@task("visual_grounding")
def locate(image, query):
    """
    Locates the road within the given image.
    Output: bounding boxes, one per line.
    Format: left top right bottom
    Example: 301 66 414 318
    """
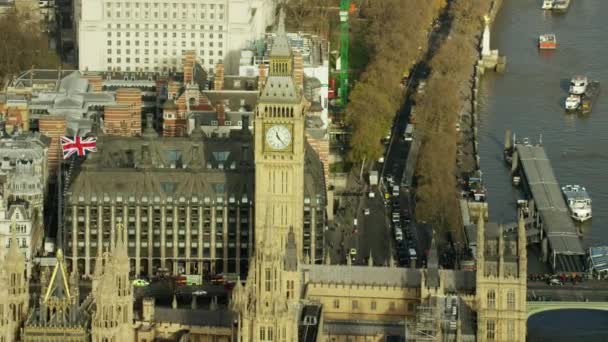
324 9 453 268
353 187 392 265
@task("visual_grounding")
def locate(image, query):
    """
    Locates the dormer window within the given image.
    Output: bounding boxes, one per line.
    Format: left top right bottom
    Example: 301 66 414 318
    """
225 120 232 126
211 120 218 126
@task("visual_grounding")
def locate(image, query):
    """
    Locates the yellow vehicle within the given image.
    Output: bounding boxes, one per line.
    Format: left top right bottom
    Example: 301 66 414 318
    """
132 279 150 287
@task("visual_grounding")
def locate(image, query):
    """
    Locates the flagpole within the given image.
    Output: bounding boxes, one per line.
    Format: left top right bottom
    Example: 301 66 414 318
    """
57 141 63 250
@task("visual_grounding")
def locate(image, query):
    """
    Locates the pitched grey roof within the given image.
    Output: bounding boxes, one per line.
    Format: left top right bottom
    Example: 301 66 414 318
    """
203 90 258 111
68 135 325 203
259 76 300 103
303 264 422 287
221 76 258 91
59 71 89 95
270 34 292 57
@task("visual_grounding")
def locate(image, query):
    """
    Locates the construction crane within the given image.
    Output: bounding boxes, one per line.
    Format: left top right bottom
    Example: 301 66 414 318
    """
337 0 351 107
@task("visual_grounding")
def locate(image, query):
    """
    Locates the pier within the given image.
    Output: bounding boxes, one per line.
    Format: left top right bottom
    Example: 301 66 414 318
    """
508 142 586 273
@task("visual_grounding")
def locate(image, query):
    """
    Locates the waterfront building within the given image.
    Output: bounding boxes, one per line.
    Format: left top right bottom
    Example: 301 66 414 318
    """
230 9 528 342
64 121 326 278
475 215 528 341
76 0 276 74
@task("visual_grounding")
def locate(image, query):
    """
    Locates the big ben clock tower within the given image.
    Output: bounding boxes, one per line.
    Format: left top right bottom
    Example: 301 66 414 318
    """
232 7 308 341
252 31 306 255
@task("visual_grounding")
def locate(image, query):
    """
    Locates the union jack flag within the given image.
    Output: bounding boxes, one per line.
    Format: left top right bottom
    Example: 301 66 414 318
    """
60 136 97 159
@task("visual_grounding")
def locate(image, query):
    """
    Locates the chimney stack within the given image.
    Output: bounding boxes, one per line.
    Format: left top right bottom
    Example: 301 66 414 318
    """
214 63 225 90
217 102 226 126
258 63 267 90
182 51 196 84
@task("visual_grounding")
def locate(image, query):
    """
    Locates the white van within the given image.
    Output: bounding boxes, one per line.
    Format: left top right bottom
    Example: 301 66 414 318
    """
392 185 400 197
404 124 415 141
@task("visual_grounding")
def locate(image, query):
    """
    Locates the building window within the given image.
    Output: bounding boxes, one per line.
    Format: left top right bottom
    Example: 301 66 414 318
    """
507 290 516 310
371 301 376 311
487 320 496 340
507 320 515 340
408 302 415 312
389 302 395 311
333 299 339 309
260 327 266 340
487 290 496 309
352 300 358 310
264 268 271 292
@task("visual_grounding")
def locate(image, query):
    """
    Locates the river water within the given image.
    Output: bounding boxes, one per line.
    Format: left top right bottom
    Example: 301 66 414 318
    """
475 0 608 339
478 0 608 246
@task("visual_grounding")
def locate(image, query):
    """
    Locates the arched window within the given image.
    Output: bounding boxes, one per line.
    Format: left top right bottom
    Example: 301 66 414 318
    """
507 290 516 310
487 289 496 309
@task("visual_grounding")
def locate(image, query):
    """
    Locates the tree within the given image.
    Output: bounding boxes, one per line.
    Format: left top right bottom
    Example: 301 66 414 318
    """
413 0 491 238
0 11 59 88
345 0 447 164
284 0 335 34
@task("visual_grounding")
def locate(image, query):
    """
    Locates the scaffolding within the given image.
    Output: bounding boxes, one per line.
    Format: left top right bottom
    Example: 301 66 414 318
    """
412 299 438 342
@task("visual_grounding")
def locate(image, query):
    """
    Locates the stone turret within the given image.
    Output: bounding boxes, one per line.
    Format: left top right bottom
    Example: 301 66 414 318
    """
92 219 135 341
0 226 29 342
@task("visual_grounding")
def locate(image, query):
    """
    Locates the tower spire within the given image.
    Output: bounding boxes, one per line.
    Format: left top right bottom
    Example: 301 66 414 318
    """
277 6 286 35
517 209 527 278
476 212 485 279
6 220 25 265
498 224 505 277
114 218 128 260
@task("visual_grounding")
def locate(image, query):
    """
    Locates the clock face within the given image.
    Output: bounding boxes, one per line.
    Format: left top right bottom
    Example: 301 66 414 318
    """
265 124 292 150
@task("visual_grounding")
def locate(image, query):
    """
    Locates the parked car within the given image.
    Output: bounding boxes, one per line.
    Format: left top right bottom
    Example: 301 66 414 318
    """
192 290 208 296
364 208 370 215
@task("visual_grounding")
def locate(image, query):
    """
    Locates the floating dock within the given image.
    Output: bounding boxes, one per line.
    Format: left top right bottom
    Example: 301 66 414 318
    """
510 143 585 273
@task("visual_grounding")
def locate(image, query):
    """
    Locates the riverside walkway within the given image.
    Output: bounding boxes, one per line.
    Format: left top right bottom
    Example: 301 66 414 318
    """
513 143 585 273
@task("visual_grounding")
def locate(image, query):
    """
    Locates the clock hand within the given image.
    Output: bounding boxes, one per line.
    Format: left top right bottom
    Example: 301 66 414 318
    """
275 132 284 144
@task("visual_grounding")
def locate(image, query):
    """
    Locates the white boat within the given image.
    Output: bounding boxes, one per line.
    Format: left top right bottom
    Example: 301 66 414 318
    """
562 185 592 222
564 95 581 111
553 0 570 11
542 0 553 10
569 75 588 95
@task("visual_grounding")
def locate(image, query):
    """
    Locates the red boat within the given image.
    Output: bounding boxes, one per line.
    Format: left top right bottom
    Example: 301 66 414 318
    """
539 34 557 50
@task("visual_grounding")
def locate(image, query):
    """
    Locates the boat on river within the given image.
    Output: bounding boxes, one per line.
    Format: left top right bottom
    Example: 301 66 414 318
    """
581 81 601 114
539 34 557 50
562 185 592 222
542 0 553 10
564 95 581 111
553 0 571 11
569 75 588 95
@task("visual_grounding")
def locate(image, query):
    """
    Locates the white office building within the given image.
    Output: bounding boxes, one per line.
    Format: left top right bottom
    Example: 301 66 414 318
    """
77 0 276 74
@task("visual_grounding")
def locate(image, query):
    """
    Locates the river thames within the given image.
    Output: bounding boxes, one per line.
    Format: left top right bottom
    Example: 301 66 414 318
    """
475 0 608 339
